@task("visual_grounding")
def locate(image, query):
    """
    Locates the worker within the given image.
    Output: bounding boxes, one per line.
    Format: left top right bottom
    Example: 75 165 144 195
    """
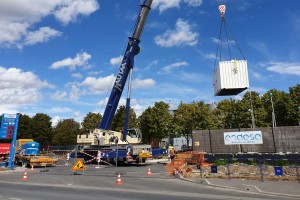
170 148 175 160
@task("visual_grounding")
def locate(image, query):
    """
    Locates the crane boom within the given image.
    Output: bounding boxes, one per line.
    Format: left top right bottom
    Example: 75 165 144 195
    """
99 0 153 142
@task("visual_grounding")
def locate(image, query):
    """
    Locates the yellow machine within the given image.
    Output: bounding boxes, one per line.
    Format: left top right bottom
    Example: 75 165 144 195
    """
15 139 58 167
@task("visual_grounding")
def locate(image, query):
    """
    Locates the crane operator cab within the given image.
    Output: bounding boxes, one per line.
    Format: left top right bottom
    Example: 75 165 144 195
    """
127 128 142 141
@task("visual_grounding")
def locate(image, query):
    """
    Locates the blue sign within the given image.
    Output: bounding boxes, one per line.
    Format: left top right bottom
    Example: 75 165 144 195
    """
211 166 218 173
0 114 19 139
274 166 283 176
0 114 19 169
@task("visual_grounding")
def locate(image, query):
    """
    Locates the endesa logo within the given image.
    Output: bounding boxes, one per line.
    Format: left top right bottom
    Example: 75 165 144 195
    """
223 131 263 145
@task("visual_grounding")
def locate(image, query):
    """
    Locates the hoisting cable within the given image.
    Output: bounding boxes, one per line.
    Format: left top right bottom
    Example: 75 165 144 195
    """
213 5 226 72
224 18 232 60
225 21 246 60
214 4 247 73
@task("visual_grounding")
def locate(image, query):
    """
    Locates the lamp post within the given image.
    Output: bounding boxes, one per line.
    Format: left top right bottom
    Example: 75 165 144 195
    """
248 108 255 129
249 90 255 129
270 93 276 128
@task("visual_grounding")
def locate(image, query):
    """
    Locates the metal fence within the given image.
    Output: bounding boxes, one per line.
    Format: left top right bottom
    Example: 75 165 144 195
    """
193 126 300 153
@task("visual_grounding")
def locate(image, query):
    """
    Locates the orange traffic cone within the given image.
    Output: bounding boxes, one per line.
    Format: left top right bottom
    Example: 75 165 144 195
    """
21 171 28 181
116 174 123 185
147 167 152 176
30 165 35 172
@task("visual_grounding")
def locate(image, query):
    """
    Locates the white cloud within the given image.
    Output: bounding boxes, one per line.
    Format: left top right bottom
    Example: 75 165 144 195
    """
202 52 216 60
152 0 180 13
53 0 99 25
132 78 156 89
0 66 53 110
24 27 62 46
154 19 198 47
50 52 92 70
51 107 73 113
81 74 114 92
97 97 109 107
0 67 53 89
152 0 202 13
183 0 203 7
73 111 81 119
72 73 83 79
52 91 68 101
51 116 61 127
0 22 29 47
249 69 264 81
145 60 159 70
160 61 189 73
110 55 123 67
51 83 83 101
70 84 80 100
212 37 235 45
0 0 99 48
265 62 300 76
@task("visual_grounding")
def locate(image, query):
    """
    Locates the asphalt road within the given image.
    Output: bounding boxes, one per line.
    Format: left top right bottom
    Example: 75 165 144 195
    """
0 163 296 200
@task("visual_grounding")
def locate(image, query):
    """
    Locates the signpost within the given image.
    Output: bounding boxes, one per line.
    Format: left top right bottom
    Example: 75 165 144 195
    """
0 114 19 169
223 131 263 145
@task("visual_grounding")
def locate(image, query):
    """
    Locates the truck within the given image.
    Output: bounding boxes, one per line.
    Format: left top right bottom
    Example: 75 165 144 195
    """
77 0 154 165
14 139 58 167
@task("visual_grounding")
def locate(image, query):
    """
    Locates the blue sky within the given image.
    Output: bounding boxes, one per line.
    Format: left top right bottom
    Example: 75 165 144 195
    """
0 0 299 125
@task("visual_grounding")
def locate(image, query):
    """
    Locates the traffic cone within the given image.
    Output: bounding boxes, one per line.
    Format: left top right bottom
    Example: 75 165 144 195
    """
116 174 123 185
147 167 152 176
21 171 28 181
30 165 35 172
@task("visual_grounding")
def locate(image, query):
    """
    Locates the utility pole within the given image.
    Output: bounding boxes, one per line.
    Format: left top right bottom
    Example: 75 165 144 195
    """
270 93 276 128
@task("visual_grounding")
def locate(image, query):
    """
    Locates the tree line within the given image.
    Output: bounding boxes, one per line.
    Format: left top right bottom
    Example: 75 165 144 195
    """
1 84 299 147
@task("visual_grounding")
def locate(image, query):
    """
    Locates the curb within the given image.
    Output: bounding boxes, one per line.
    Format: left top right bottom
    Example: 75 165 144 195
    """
178 176 300 199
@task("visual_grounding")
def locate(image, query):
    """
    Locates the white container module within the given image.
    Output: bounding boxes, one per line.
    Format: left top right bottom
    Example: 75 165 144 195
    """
213 60 249 96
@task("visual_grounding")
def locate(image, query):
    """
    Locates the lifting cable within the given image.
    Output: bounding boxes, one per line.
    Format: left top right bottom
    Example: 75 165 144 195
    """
214 5 246 72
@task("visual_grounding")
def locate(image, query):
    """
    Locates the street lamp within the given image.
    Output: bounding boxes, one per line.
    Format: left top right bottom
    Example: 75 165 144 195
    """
248 108 255 129
270 93 276 128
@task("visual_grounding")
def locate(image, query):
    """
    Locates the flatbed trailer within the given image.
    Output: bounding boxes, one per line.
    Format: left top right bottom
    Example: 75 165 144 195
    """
15 154 58 167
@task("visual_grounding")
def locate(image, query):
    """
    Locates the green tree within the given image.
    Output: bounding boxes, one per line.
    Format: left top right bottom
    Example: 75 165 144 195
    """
238 91 268 128
262 89 295 126
212 99 236 129
81 112 102 133
139 101 172 144
193 101 216 130
288 84 300 125
111 105 137 131
17 114 33 139
31 113 53 147
173 102 196 145
52 119 80 146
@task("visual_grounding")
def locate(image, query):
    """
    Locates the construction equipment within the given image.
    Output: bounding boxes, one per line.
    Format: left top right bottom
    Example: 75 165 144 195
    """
77 0 153 165
14 139 58 167
213 5 249 96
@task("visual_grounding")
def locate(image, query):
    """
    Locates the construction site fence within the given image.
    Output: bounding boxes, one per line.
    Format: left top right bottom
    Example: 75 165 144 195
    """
194 158 300 183
193 126 300 153
165 151 300 182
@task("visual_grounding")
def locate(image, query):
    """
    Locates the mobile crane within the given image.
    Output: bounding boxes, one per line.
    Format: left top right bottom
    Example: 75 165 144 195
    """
77 0 154 165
